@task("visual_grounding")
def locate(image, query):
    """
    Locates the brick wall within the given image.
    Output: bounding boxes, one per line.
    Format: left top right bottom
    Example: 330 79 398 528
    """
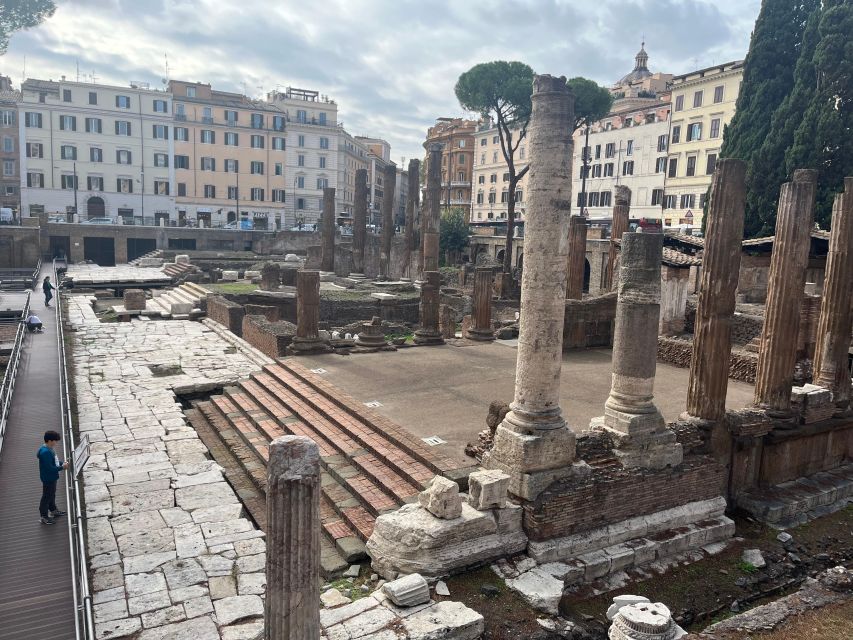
563 293 616 349
241 315 296 358
207 295 245 337
657 336 757 384
244 304 279 321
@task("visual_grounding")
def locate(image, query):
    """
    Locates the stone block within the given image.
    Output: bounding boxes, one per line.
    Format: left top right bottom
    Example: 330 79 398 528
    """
467 469 510 510
505 568 563 615
418 476 462 520
170 302 193 315
124 289 146 311
244 270 261 279
138 258 164 267
401 601 485 639
382 573 430 607
221 270 238 282
175 255 190 264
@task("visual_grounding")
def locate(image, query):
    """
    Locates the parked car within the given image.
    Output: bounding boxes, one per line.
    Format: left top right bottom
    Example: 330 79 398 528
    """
1 207 15 224
47 215 67 223
81 217 115 225
224 219 254 230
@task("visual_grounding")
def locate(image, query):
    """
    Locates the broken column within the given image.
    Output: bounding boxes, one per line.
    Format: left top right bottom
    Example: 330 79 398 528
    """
465 267 495 341
260 262 281 291
813 177 853 414
288 270 331 354
422 142 442 275
483 75 578 500
605 186 631 291
439 304 456 339
357 316 387 348
598 232 683 469
379 163 397 281
414 271 444 345
123 289 146 311
609 602 679 640
754 169 817 418
351 169 368 279
565 215 587 300
265 435 321 640
403 158 420 281
685 159 747 422
320 187 336 276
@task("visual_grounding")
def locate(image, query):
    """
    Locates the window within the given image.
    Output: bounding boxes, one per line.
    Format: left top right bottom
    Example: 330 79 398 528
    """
224 159 238 173
296 110 307 123
680 193 696 209
626 139 633 156
320 137 329 149
224 110 238 123
297 154 305 167
116 149 132 165
487 191 496 204
87 176 103 191
117 178 133 193
272 115 284 131
693 91 703 108
516 189 523 202
316 177 328 189
26 142 43 158
579 164 590 179
153 124 169 139
154 180 169 195
153 99 168 113
480 138 487 147
90 147 103 162
88 91 97 105
272 189 286 202
319 156 326 169
85 117 102 133
227 186 238 199
652 157 665 173
116 95 131 109
38 92 46 103
605 143 615 158
2 159 14 176
298 134 305 147
500 190 508 203
622 160 634 176
480 153 485 164
651 188 664 206
458 153 465 164
492 151 498 163
663 194 677 209
502 172 510 182
251 161 264 175
687 123 702 142
713 85 724 103
177 183 187 196
599 191 611 207
174 155 189 169
710 118 721 138
174 127 189 141
593 144 601 160
588 192 600 207
186 86 196 98
5 185 16 196
671 125 681 144
201 157 215 171
297 176 305 189
272 136 285 150
200 130 215 144
25 112 42 128
2 136 12 152
202 106 213 121
0 109 14 126
115 120 131 136
26 172 44 188
490 174 497 183
251 134 264 149
60 115 76 131
477 175 484 185
60 145 77 160
686 156 696 177
675 95 684 111
225 132 238 146
700 193 708 209
604 163 614 177
592 164 602 178
519 146 525 159
203 184 215 198
62 89 71 102
275 162 283 176
60 174 77 189
297 197 306 210
251 113 264 129
251 187 264 201
154 153 169 168
668 158 678 178
476 192 484 204
706 153 718 175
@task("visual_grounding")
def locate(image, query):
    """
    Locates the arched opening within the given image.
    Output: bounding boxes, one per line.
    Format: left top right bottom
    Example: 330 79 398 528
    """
227 211 237 224
496 249 505 264
87 196 105 219
583 258 591 293
516 253 523 270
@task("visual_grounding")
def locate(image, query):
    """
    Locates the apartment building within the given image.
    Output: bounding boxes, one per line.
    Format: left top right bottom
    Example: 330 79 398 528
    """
19 78 175 222
394 164 409 227
663 60 743 228
470 123 528 225
424 118 476 219
337 130 370 217
356 136 392 226
571 102 671 220
0 76 21 215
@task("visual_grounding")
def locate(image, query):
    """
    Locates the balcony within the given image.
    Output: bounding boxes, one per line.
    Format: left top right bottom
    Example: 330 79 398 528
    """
201 116 214 125
175 113 187 121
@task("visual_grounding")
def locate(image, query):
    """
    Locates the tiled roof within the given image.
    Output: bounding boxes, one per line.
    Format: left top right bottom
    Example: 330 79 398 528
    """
668 233 705 248
662 247 702 267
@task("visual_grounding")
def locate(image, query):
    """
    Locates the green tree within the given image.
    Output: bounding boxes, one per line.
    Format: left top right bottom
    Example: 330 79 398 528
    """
439 207 469 265
567 77 614 132
456 60 534 275
0 0 56 54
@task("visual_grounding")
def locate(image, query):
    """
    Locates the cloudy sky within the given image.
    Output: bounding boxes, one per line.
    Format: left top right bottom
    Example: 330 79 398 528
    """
2 0 760 161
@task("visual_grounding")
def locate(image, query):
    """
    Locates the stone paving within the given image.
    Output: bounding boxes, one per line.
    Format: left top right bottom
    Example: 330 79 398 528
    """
67 295 269 639
65 264 171 286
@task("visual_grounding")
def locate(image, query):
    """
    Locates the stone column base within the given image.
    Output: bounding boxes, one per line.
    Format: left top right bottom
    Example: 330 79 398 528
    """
592 415 684 470
347 273 368 280
287 336 333 355
357 335 388 348
464 327 495 342
413 330 444 346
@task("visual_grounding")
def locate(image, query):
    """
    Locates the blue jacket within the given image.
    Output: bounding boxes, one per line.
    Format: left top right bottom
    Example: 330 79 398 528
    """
37 445 63 483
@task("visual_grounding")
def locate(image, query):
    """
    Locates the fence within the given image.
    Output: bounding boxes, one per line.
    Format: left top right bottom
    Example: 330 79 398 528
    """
0 292 29 453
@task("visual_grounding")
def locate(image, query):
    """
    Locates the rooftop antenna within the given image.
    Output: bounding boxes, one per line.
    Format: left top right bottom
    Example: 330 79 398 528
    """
163 53 170 87
91 70 99 84
76 59 80 82
22 55 26 84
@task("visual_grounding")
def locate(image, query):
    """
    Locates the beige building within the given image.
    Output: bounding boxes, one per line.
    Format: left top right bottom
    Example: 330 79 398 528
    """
356 136 392 226
0 76 20 215
424 118 476 219
337 130 370 217
663 60 744 228
470 123 528 226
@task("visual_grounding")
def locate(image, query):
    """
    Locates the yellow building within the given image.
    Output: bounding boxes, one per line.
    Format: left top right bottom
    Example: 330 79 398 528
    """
663 60 743 229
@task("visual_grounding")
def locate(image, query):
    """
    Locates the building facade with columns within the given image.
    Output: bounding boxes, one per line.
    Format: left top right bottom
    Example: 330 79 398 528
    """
424 118 476 219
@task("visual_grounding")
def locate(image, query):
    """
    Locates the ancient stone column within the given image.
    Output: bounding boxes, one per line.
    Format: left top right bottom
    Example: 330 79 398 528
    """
754 169 818 417
265 435 320 640
599 232 682 470
403 158 420 281
413 271 444 345
605 186 631 291
565 215 587 300
351 169 368 279
422 143 442 275
289 270 330 354
466 267 495 341
378 163 397 281
685 159 747 422
260 262 281 291
813 177 853 414
483 75 578 500
320 187 336 275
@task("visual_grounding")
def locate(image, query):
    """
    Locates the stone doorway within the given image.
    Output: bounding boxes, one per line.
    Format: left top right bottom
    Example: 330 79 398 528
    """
87 196 105 219
583 258 591 293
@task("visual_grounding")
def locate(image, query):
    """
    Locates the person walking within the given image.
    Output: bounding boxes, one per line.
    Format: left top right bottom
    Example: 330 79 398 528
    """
37 430 68 525
42 276 55 307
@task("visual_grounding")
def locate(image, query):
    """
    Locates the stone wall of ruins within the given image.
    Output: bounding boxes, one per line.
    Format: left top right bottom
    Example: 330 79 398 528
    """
207 295 245 337
305 235 409 279
242 314 296 358
562 293 616 349
657 336 758 384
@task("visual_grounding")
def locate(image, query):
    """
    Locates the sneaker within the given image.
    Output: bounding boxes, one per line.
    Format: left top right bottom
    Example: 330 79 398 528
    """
51 510 67 517
40 516 55 525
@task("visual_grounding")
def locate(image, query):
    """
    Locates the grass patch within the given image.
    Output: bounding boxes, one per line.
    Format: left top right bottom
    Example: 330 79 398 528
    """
204 283 258 295
738 561 758 574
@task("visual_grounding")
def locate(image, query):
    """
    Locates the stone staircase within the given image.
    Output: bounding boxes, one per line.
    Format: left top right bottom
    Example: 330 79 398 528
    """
128 249 163 266
147 282 210 318
162 261 199 282
185 359 471 577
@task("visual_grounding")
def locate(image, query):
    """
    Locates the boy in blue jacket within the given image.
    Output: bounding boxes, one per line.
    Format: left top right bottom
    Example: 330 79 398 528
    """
37 431 68 525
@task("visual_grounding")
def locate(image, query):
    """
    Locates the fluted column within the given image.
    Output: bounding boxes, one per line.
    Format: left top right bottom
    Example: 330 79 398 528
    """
320 187 335 274
422 143 442 274
466 267 495 341
813 177 853 414
289 270 330 354
351 169 368 278
265 436 320 640
379 163 397 280
413 271 444 345
484 75 577 500
402 159 420 281
686 159 747 422
565 215 587 300
605 186 631 291
754 169 817 417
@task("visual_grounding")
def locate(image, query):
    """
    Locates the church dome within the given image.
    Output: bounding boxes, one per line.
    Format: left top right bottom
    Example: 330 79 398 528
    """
618 43 652 85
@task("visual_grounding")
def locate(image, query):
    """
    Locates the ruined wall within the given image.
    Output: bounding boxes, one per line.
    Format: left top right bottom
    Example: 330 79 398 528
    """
241 315 296 358
318 295 419 326
304 235 409 279
657 336 757 384
0 226 41 268
731 312 764 345
758 420 853 487
660 266 690 335
207 295 245 337
562 293 616 350
244 304 280 321
737 254 771 303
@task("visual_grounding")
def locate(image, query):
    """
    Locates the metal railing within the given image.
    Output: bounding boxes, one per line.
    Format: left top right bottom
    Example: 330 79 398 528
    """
0 292 29 454
53 259 95 640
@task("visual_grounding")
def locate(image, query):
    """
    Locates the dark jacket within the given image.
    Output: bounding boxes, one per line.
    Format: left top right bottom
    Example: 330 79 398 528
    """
37 444 63 483
43 280 54 294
